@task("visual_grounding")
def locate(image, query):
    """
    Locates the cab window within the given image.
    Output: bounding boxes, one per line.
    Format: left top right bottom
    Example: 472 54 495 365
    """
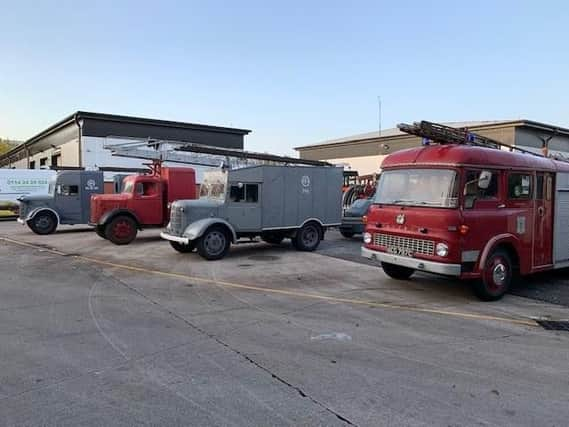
136 182 158 196
229 183 259 203
508 173 532 199
464 170 498 208
58 185 79 196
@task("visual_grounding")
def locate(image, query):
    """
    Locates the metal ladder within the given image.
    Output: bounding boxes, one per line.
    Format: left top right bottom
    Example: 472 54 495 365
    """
103 137 333 169
398 120 550 159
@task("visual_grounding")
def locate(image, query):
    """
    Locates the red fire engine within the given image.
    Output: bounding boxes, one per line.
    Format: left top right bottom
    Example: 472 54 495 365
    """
362 121 569 301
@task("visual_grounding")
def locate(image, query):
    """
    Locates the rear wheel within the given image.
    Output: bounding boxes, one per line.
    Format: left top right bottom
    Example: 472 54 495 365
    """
27 211 57 235
473 250 512 301
292 222 322 251
105 215 138 245
170 241 195 253
196 227 230 260
381 262 414 280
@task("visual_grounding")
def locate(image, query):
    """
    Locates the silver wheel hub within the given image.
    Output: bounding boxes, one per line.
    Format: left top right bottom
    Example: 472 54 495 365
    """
204 232 225 255
492 263 507 285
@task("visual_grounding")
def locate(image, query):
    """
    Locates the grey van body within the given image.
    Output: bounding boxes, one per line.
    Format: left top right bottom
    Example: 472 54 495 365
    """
161 165 343 259
18 171 104 233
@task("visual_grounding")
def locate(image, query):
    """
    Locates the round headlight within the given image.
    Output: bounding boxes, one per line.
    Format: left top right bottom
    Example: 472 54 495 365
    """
363 232 372 244
436 243 449 257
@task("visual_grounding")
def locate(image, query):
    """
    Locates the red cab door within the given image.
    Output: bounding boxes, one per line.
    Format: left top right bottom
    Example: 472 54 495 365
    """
133 180 163 226
533 173 553 267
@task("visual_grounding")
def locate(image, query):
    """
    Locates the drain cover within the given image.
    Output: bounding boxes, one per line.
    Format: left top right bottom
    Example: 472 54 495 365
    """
248 255 279 261
536 320 569 332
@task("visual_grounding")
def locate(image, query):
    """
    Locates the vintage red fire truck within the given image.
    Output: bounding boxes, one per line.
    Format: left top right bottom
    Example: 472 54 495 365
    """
90 163 196 245
362 121 569 300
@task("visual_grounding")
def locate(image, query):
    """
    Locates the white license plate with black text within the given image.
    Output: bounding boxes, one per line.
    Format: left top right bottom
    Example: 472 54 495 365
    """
387 246 414 257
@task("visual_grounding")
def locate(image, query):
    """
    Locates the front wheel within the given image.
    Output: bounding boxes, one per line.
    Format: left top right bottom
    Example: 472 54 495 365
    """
170 241 195 253
27 212 57 235
196 227 230 260
473 250 512 301
95 225 106 239
105 216 138 245
381 262 414 280
292 222 322 251
340 230 355 238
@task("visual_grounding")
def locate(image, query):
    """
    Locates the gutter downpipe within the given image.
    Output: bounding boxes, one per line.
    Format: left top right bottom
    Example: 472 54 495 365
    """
75 114 83 167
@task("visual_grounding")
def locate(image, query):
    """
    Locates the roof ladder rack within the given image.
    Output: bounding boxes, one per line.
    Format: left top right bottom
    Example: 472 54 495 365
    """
397 120 547 158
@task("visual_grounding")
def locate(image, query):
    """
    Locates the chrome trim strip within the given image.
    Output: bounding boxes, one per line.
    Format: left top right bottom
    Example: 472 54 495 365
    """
361 246 461 276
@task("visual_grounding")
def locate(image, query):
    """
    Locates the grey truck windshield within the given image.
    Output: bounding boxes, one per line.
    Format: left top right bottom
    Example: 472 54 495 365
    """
374 169 459 208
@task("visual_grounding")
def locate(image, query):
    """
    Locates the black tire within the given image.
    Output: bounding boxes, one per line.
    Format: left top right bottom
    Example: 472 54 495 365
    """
196 226 230 260
261 233 284 245
292 222 322 252
473 249 512 301
340 230 355 238
381 262 415 280
27 211 57 235
95 225 106 239
170 241 195 253
105 215 138 245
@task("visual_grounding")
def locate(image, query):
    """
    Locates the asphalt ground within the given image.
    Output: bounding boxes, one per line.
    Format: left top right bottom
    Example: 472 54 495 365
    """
1 221 569 426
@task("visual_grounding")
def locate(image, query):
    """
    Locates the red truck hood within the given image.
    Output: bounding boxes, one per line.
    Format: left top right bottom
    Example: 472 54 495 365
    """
90 193 130 223
365 203 463 262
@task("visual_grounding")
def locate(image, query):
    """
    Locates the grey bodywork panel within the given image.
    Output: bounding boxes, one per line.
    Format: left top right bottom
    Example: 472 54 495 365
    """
166 165 343 239
19 171 104 225
554 172 569 266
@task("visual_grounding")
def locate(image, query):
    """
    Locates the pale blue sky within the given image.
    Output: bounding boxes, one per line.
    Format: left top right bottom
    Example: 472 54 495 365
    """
1 0 568 154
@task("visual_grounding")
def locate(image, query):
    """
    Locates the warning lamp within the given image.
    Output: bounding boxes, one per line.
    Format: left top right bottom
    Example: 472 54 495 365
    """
459 225 470 235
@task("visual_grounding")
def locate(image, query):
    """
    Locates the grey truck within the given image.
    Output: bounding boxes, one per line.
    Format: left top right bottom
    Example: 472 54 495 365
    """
160 165 343 260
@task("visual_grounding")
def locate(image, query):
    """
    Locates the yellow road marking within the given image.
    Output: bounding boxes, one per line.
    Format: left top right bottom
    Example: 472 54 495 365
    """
1 236 538 327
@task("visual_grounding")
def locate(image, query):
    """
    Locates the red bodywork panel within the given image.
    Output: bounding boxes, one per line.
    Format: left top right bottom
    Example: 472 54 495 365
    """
365 144 567 279
90 167 196 227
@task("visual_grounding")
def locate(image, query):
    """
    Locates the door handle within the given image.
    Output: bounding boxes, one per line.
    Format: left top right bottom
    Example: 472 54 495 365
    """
497 204 506 209
538 206 545 216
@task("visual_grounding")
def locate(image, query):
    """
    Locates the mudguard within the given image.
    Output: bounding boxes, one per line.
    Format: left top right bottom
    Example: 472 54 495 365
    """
25 208 61 225
99 209 141 229
183 218 237 242
478 233 524 274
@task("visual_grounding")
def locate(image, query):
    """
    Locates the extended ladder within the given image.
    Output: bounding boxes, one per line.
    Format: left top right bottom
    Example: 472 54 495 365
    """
103 138 332 169
398 120 545 158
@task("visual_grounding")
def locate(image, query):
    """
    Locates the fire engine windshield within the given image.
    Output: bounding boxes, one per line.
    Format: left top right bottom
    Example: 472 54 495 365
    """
374 169 459 208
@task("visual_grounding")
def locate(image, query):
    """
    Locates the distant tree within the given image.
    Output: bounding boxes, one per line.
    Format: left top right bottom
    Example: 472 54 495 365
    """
0 138 17 155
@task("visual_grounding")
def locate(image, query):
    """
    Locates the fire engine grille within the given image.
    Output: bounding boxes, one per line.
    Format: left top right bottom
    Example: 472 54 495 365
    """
373 233 435 256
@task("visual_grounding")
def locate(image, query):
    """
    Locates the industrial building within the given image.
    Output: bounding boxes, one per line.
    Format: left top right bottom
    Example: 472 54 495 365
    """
0 111 251 181
295 120 569 175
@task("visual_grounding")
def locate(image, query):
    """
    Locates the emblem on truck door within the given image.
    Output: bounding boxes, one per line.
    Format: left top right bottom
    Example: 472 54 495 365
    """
396 213 405 225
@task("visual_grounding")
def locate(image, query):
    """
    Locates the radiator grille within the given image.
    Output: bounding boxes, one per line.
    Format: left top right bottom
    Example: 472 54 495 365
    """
169 207 184 234
373 233 434 256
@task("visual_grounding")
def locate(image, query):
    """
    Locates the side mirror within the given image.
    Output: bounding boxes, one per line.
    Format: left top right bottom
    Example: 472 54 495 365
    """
478 170 492 190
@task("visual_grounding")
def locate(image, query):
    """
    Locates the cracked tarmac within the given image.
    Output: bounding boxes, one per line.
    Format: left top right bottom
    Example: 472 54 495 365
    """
1 222 569 426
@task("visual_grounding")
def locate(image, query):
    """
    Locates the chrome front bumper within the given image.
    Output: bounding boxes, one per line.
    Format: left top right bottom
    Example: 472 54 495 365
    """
361 246 461 276
160 232 189 244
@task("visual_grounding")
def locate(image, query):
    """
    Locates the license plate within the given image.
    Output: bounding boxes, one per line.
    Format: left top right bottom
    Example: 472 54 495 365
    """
387 246 414 257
